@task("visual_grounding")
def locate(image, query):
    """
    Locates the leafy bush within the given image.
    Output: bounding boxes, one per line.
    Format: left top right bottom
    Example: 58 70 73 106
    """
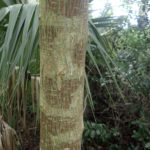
83 121 120 149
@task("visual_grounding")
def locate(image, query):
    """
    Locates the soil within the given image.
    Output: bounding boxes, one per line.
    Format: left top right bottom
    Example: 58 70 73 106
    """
16 113 40 150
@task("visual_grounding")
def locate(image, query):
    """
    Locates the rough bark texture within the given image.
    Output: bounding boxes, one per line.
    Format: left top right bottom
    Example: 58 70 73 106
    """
40 0 88 149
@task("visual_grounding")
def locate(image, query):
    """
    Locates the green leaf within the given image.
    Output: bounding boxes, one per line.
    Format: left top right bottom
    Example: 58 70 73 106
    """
90 130 96 139
145 142 150 149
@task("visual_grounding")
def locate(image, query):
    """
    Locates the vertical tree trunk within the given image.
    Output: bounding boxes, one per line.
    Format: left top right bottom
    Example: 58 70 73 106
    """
40 0 88 149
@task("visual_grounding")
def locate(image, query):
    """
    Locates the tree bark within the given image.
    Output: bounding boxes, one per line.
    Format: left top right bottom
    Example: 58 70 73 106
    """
40 0 88 149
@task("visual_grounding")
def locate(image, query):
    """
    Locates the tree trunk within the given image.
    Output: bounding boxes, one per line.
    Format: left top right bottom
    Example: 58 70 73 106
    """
40 0 88 149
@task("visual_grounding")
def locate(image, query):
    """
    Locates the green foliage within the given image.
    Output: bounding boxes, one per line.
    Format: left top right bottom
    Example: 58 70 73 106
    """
83 119 150 150
0 0 150 149
0 3 39 127
84 1 150 149
145 142 150 149
0 4 39 87
131 120 150 141
83 121 120 145
111 26 150 95
0 0 27 7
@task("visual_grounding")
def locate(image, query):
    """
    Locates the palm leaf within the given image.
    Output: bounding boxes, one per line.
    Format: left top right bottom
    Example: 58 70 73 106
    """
92 16 126 28
0 4 39 126
0 0 24 7
88 20 125 102
0 4 38 88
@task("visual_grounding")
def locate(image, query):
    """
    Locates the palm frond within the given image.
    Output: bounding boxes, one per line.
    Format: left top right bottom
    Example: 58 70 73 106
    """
0 4 39 89
88 20 125 102
0 0 25 7
0 4 39 126
92 16 126 28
